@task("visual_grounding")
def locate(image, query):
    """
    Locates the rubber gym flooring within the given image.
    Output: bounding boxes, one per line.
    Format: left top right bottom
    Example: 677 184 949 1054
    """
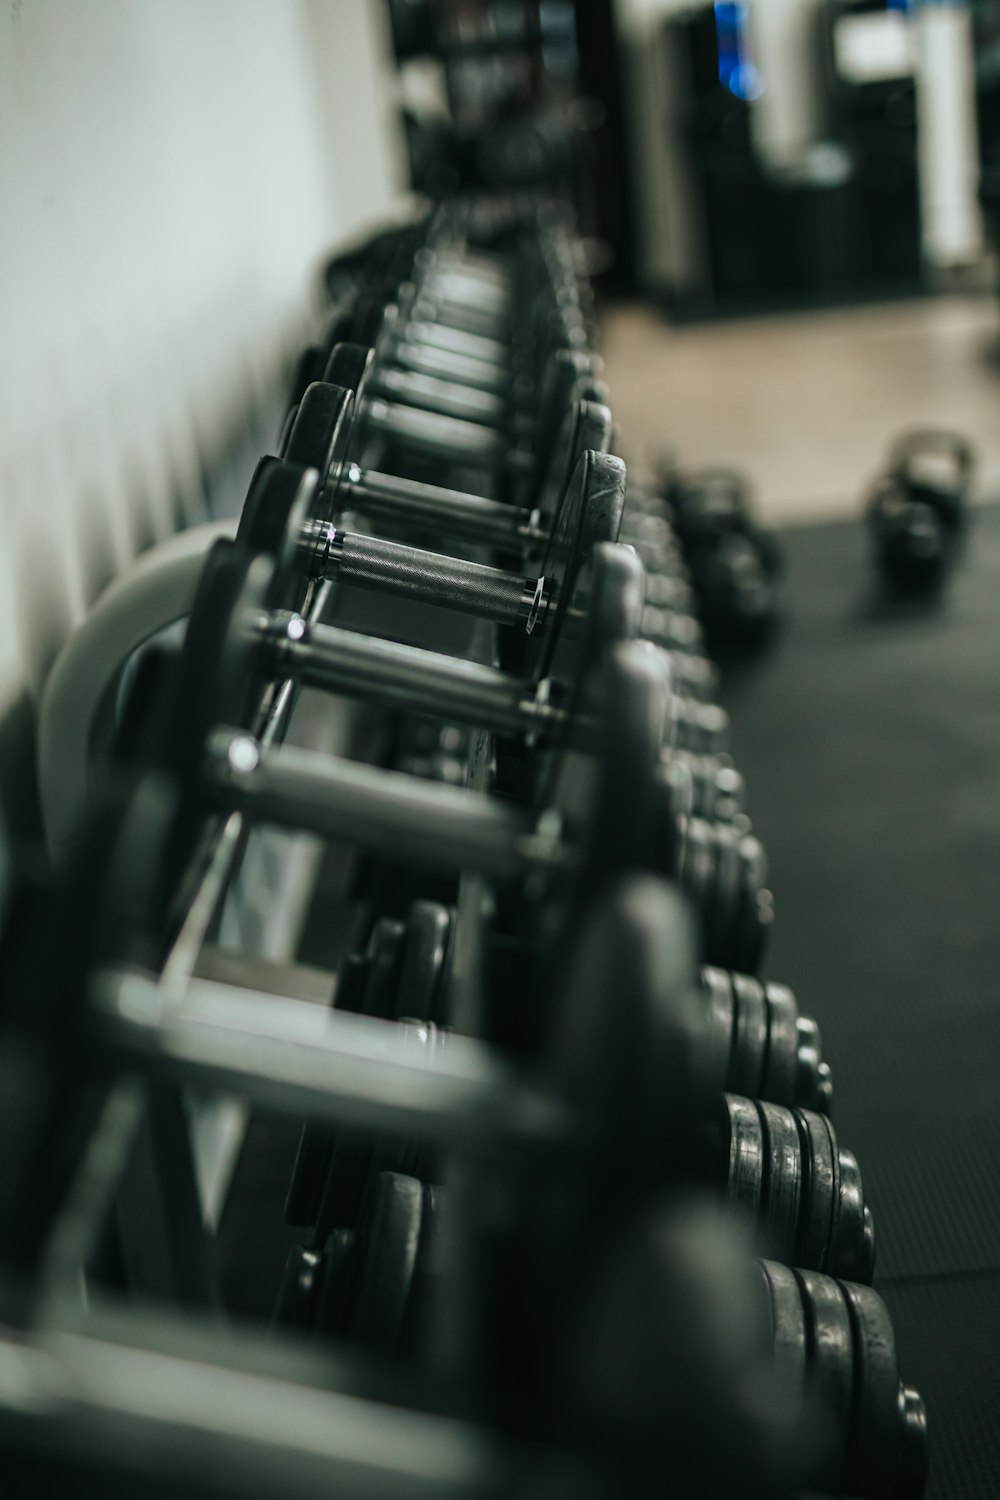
718 508 1000 1500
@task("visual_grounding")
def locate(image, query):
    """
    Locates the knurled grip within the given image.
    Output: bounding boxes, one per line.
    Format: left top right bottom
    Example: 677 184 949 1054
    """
336 529 540 630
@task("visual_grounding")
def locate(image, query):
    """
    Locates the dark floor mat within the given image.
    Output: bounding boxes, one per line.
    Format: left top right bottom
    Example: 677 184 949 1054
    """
719 508 1000 1498
881 1272 1000 1500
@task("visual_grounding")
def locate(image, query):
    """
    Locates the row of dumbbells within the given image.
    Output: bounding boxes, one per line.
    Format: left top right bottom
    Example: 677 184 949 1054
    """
257 200 919 1493
0 197 925 1499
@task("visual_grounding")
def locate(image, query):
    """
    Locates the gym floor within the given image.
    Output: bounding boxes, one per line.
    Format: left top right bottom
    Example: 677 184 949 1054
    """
604 293 1000 1499
602 293 1000 524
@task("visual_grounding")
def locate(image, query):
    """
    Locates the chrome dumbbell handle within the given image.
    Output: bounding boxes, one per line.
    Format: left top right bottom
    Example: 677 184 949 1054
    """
368 366 509 427
206 730 572 883
98 969 573 1155
264 614 556 742
299 519 546 631
340 462 540 549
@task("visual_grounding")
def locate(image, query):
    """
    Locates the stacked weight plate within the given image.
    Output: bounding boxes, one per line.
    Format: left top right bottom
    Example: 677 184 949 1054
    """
0 197 926 1500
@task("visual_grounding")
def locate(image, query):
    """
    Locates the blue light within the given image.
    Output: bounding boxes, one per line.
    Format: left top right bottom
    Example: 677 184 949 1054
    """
714 2 765 101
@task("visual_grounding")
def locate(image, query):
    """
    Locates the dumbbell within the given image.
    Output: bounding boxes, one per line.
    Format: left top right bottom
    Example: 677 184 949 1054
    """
290 1101 874 1332
336 294 593 437
2 797 892 1498
228 470 639 749
712 1095 873 1281
701 967 832 1114
280 379 727 721
282 923 854 1278
240 437 619 684
141 544 673 899
50 789 825 1293
868 429 975 592
279 375 610 563
270 393 733 776
656 465 784 646
759 1261 928 1498
327 912 830 1112
130 540 768 970
317 337 600 485
288 1027 862 1284
161 534 767 967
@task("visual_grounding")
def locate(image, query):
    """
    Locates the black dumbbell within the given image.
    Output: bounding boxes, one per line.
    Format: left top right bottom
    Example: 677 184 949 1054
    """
0 797 872 1498
658 466 784 647
868 429 975 592
279 381 728 740
225 483 640 750
284 896 830 1242
241 443 624 693
0 824 752 1487
714 1094 873 1281
283 907 830 1239
700 967 832 1114
279 374 611 562
159 535 767 966
145 545 676 908
263 410 732 783
759 1260 928 1498
318 338 600 490
292 1045 856 1284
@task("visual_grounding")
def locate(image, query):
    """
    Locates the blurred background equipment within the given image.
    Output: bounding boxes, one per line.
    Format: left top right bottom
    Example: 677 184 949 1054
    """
866 429 975 592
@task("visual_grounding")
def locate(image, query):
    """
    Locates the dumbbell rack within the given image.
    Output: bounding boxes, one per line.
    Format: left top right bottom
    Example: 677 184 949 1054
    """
0 195 928 1500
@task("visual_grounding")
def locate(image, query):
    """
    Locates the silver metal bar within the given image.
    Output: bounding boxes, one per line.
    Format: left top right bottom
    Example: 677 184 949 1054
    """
410 295 506 341
204 732 571 883
34 1081 145 1312
388 338 508 392
332 530 543 630
371 367 507 427
401 319 509 367
365 398 506 465
421 270 510 307
0 1324 542 1500
159 579 333 986
344 463 538 549
273 617 539 739
97 970 576 1155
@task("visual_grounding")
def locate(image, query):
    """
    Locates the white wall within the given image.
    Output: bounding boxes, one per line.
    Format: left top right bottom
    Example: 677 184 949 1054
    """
0 0 403 828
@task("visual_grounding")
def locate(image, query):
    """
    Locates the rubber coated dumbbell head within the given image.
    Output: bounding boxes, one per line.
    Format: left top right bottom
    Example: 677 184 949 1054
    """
757 1261 928 1499
558 1195 798 1498
718 1095 875 1280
